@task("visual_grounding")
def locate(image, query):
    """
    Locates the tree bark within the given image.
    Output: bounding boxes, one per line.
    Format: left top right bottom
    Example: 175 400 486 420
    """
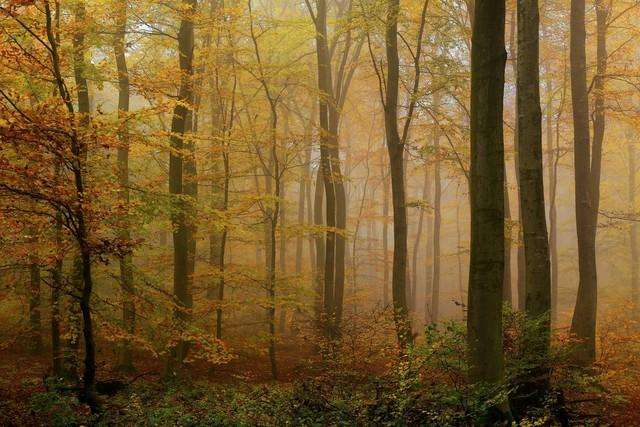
383 0 413 349
514 0 552 409
28 250 42 353
313 169 325 323
113 0 135 372
412 167 428 319
382 161 390 307
467 0 507 392
545 76 559 325
50 211 63 377
517 0 551 327
569 0 605 365
508 7 526 311
68 0 97 407
168 0 197 369
431 101 442 324
630 135 639 308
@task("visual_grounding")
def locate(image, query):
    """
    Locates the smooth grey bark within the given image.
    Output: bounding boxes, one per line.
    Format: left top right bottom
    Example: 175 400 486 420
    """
467 0 507 389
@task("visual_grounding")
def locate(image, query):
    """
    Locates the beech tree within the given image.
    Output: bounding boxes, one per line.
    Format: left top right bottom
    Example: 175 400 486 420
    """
466 0 507 391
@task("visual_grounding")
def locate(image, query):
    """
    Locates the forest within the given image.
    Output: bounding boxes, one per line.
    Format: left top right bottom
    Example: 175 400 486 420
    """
0 0 639 424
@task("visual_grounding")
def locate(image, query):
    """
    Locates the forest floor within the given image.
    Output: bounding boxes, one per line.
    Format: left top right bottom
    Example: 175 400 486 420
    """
1 313 640 426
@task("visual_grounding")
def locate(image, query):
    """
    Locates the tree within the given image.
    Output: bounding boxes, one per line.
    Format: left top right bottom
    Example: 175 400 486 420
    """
513 0 552 410
569 0 608 365
466 0 507 394
306 0 362 337
367 0 429 350
113 0 136 373
167 0 198 370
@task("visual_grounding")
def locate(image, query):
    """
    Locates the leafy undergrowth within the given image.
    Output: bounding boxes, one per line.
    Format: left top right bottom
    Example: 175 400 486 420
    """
2 308 639 426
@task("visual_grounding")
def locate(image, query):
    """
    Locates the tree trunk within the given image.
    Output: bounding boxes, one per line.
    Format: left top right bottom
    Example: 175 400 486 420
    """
514 0 551 409
382 161 390 307
467 0 507 392
412 167 428 319
508 6 526 311
546 77 559 325
517 0 551 326
384 0 412 349
113 0 135 372
28 252 42 353
278 181 287 333
569 0 604 365
503 173 513 305
168 0 197 369
456 187 465 307
50 212 63 377
312 0 338 338
313 169 325 323
432 103 442 324
70 1 97 408
630 136 639 308
263 104 280 380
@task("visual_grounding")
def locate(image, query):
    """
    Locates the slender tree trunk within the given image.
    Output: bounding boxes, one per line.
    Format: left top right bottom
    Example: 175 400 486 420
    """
306 173 316 273
504 7 516 305
28 250 42 353
508 7 526 311
69 1 97 407
456 186 465 306
412 167 428 318
313 169 325 323
630 136 639 308
329 117 347 327
113 0 135 372
168 0 197 369
296 127 314 275
312 0 338 337
467 0 508 394
263 104 280 380
382 162 390 307
432 108 442 324
546 78 559 325
384 0 412 348
504 173 513 305
51 212 63 377
278 181 287 333
49 1 63 379
569 0 604 365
